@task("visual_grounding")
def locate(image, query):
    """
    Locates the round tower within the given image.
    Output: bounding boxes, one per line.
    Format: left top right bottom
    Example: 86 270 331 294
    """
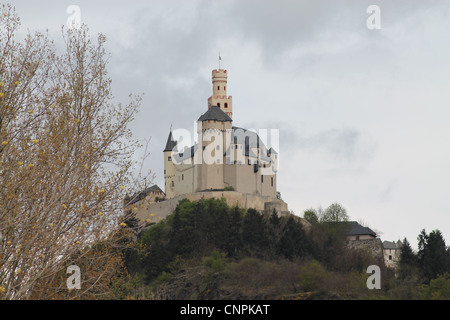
208 69 233 119
163 130 177 199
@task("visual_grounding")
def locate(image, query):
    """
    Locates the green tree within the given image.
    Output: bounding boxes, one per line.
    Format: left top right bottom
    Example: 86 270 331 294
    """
303 209 319 224
397 238 418 280
242 208 269 257
319 203 349 223
277 216 310 260
417 229 450 283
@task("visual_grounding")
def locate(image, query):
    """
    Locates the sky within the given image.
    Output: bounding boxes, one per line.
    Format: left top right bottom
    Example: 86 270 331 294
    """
7 0 450 250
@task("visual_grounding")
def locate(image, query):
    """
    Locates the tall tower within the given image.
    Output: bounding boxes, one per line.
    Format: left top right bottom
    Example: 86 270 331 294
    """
207 69 233 119
163 130 177 199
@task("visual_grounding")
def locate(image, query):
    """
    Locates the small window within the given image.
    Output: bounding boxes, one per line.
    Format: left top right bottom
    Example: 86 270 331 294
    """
261 175 264 183
217 86 220 90
217 103 220 108
271 177 273 187
168 156 172 161
389 255 392 260
224 86 226 91
164 169 166 174
225 103 228 108
171 181 174 187
182 174 184 180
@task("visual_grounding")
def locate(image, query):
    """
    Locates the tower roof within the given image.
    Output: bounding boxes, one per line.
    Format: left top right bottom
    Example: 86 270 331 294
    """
198 105 232 122
163 130 177 152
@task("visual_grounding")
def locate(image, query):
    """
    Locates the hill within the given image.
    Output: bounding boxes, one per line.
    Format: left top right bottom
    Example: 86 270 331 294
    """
122 197 393 299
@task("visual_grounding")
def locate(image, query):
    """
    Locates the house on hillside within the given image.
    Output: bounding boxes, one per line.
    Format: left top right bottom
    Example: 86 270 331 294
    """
345 221 377 241
343 221 383 261
382 240 402 269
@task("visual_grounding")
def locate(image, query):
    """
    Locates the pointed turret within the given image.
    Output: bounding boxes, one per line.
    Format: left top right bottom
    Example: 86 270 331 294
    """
163 129 177 198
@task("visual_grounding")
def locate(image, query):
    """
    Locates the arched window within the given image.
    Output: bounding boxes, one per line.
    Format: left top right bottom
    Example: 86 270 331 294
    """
224 103 228 108
217 86 220 90
217 103 220 108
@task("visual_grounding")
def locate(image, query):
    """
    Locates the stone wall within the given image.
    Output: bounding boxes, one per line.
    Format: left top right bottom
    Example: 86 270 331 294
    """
345 238 384 260
133 191 289 225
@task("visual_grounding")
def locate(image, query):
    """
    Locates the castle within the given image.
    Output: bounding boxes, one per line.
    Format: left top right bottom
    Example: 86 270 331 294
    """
125 68 288 225
124 68 401 271
164 68 279 200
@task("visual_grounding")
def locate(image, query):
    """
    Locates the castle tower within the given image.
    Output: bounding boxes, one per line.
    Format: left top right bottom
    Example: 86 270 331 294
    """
207 69 233 119
163 130 177 198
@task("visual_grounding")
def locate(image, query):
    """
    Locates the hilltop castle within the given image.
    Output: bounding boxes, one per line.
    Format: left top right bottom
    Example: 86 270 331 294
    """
163 69 279 199
125 68 288 224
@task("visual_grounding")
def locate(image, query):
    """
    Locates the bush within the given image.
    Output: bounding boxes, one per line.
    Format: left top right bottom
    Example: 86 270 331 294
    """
297 260 329 292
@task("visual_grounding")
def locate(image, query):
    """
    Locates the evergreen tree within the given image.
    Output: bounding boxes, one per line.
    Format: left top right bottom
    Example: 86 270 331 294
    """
417 229 449 283
397 238 418 280
224 206 243 258
242 208 269 257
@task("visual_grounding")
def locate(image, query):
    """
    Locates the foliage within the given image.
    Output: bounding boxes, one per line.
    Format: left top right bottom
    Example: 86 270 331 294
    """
417 229 450 283
297 260 328 292
0 5 142 299
421 273 450 300
130 198 313 284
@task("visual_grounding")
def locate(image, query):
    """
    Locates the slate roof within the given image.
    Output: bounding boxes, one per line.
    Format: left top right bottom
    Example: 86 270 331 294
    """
346 221 377 237
198 105 232 122
163 131 177 152
124 185 165 206
383 241 400 250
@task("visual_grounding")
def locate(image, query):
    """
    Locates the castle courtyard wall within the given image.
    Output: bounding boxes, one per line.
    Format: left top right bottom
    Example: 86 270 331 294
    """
134 191 289 225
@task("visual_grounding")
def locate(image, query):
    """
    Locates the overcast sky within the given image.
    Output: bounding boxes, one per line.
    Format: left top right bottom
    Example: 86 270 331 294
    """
8 0 450 250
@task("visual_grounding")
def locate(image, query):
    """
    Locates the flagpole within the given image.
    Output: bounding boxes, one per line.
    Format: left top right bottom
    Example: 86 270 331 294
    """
218 52 221 70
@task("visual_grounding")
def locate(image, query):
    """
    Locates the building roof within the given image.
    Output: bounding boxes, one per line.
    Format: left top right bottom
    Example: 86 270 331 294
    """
383 241 400 250
173 144 198 162
124 185 165 206
163 131 177 152
346 221 377 237
198 105 232 122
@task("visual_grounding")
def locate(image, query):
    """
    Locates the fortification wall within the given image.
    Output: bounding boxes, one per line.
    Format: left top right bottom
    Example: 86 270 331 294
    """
345 238 384 260
134 191 289 225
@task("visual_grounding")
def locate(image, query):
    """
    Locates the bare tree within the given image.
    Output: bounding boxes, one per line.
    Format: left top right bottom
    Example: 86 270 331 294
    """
0 4 143 299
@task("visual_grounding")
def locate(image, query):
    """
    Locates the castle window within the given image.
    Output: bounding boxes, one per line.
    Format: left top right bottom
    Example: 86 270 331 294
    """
217 86 220 90
168 156 172 161
261 175 264 183
225 103 228 108
217 103 221 108
224 86 226 91
271 177 273 187
164 169 166 174
171 181 174 187
182 174 184 181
